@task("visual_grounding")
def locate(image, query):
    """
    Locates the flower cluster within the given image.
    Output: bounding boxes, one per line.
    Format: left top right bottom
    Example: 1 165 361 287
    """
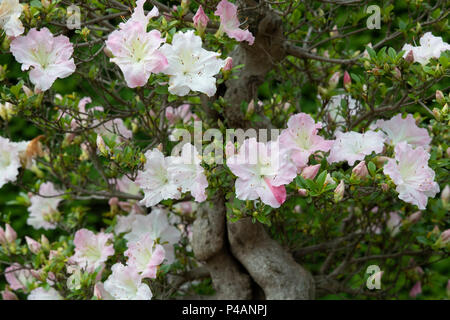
136 143 208 207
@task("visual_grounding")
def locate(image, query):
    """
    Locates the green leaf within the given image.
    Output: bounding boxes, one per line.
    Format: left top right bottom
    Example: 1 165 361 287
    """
368 161 376 176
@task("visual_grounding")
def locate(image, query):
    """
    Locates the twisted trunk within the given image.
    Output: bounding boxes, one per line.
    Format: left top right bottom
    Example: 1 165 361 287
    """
192 2 315 299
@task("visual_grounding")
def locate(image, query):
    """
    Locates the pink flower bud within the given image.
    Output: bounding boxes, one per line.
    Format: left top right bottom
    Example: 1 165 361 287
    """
301 164 320 180
1 288 18 300
405 50 414 63
328 71 340 89
96 135 108 155
352 161 369 179
334 180 345 202
223 57 233 71
409 281 422 298
298 188 308 197
393 67 401 80
294 205 301 213
330 25 339 37
5 224 17 243
407 211 422 224
440 229 450 245
436 90 444 104
25 236 41 254
193 5 209 35
41 234 49 248
108 197 119 207
0 226 6 245
343 71 351 91
441 185 450 207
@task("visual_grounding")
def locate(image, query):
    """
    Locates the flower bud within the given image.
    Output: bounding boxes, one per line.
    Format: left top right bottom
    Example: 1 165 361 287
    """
0 226 6 245
1 288 18 300
41 234 50 249
343 71 351 91
193 5 209 36
41 0 51 9
330 25 339 37
405 50 414 63
0 102 16 121
409 281 422 298
352 161 369 179
432 108 441 121
324 173 335 186
381 183 389 192
407 211 422 224
393 67 401 80
328 72 340 90
439 229 450 246
334 180 345 202
301 164 320 180
246 100 255 116
25 236 41 254
4 224 17 243
298 188 308 197
181 0 190 15
223 57 233 72
441 185 449 207
103 47 113 58
96 135 108 156
435 90 444 104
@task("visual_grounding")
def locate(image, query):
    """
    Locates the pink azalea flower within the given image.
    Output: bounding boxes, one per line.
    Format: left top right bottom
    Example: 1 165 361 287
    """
214 0 255 45
1 288 18 300
383 142 439 210
5 263 34 291
160 30 225 97
374 114 431 148
0 0 24 37
28 287 63 300
27 182 62 230
125 233 165 279
167 143 209 203
124 208 181 264
327 130 385 166
227 138 297 208
136 148 181 207
10 28 75 91
409 281 422 298
165 104 197 125
114 210 139 235
103 263 152 300
0 136 28 189
280 113 333 170
70 229 114 273
105 1 167 88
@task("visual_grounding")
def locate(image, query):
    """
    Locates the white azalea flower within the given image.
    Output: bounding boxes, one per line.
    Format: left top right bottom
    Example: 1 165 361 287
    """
160 30 225 97
327 130 385 166
27 182 62 230
402 32 450 65
28 287 63 300
0 136 27 189
0 0 24 37
167 143 208 203
103 263 152 300
136 148 181 207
